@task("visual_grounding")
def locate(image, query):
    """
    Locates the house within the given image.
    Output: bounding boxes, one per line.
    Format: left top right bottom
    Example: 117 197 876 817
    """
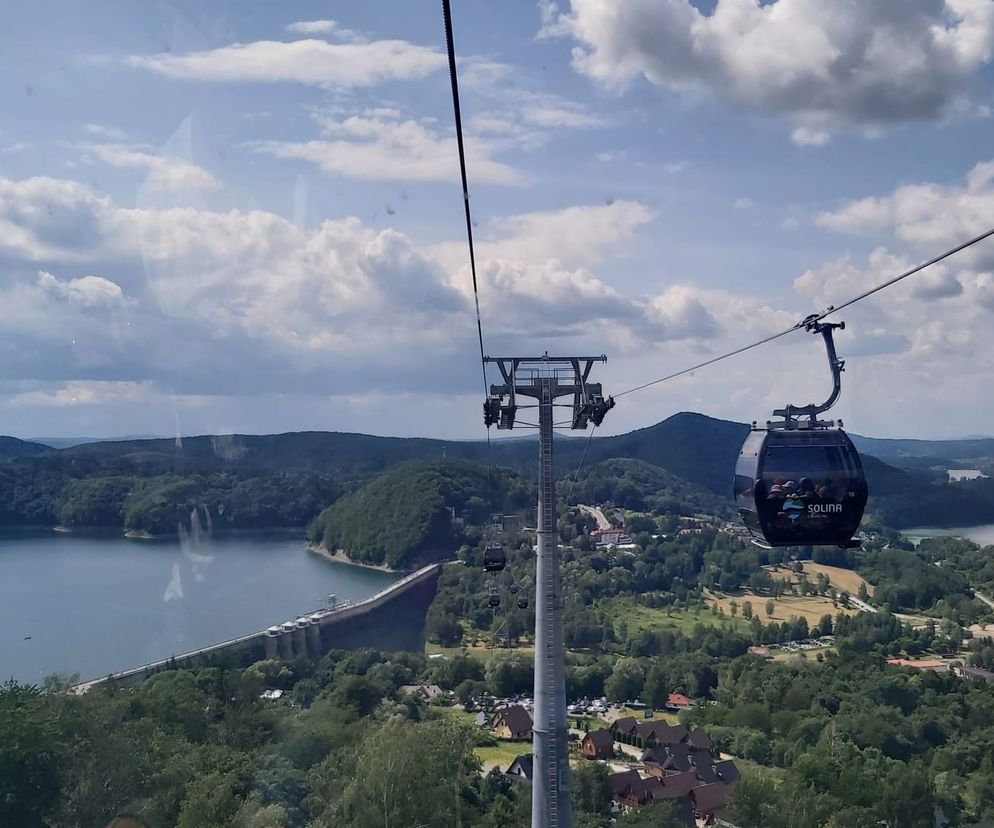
886 658 950 672
609 771 695 826
491 704 533 740
691 782 734 817
748 645 772 658
650 771 699 797
610 716 640 741
666 693 692 711
504 754 533 784
634 720 688 748
948 469 987 482
610 770 660 809
400 684 445 702
580 728 614 759
591 528 630 547
954 663 994 683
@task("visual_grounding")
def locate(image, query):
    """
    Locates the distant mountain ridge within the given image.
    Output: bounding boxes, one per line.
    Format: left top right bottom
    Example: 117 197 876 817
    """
1 412 993 531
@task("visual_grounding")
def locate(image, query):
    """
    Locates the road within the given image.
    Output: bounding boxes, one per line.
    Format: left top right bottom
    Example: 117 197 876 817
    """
578 504 612 530
976 592 994 611
848 596 877 614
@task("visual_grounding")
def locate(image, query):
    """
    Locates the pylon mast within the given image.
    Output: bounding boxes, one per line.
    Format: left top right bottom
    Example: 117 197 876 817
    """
484 353 614 828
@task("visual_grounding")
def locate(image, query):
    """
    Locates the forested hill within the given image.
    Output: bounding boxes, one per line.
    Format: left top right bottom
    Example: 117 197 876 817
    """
0 412 993 534
306 461 534 569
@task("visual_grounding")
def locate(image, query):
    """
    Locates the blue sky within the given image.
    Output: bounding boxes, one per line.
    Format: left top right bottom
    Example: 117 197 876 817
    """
1 0 994 440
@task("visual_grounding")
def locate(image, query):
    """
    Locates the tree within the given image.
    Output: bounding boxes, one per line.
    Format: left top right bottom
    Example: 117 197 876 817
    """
742 600 753 620
730 600 738 618
427 612 463 647
858 582 869 602
572 761 613 816
328 719 480 828
604 659 644 704
766 599 776 618
617 801 691 827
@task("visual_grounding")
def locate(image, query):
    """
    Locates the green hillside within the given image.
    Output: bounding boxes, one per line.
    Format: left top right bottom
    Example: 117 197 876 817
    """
306 461 530 569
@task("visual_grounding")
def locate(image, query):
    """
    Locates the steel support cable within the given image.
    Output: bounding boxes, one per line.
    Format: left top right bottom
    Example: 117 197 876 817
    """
614 224 994 399
441 0 496 513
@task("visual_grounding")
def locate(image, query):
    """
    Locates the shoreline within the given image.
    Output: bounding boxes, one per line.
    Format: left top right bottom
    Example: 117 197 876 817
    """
307 543 398 573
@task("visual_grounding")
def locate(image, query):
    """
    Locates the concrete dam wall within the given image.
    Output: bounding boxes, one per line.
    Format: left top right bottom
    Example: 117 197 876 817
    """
77 563 442 691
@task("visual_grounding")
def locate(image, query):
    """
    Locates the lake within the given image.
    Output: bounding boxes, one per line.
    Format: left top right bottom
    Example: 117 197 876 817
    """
902 524 994 547
0 530 398 684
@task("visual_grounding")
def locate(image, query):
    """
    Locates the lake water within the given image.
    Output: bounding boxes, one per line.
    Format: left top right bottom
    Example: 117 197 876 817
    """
0 530 398 684
902 524 994 547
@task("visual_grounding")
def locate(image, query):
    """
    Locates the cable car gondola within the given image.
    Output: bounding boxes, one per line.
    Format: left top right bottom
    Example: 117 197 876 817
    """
516 596 528 610
483 542 506 573
488 584 501 608
734 319 868 548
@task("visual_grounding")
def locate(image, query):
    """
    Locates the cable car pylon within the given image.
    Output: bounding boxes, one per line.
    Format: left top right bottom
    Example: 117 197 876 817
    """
484 352 614 828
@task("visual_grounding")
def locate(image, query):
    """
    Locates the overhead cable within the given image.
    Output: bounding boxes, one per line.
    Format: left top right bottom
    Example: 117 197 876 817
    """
615 224 994 399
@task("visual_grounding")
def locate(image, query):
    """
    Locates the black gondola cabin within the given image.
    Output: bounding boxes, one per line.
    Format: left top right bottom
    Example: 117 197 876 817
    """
734 426 868 548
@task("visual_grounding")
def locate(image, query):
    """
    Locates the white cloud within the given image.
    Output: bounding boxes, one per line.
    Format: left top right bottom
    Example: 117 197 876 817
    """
663 161 687 174
285 20 366 42
252 110 519 184
0 172 991 437
547 0 994 143
83 123 127 140
128 38 445 88
37 271 129 308
10 381 164 407
85 143 219 191
461 58 606 147
733 198 755 210
817 161 994 267
521 103 604 128
474 200 654 269
1 142 30 153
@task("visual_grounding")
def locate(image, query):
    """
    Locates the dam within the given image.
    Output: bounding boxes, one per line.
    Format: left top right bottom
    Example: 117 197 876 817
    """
74 562 442 691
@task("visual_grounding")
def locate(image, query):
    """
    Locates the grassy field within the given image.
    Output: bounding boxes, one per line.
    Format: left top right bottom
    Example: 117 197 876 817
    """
708 590 856 626
616 707 680 724
600 596 752 635
425 643 536 663
475 741 527 772
765 562 874 596
436 707 480 727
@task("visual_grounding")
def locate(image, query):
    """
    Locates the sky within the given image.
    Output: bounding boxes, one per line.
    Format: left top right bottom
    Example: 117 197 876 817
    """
2 0 994 441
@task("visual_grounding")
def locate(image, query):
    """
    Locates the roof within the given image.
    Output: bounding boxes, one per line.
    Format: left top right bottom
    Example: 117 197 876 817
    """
494 704 533 735
691 782 732 814
691 753 719 784
667 693 692 708
886 658 948 670
714 759 740 783
610 769 642 798
687 728 713 750
582 728 614 750
958 664 994 682
505 753 533 781
611 716 639 734
400 683 445 699
637 721 688 745
656 771 700 797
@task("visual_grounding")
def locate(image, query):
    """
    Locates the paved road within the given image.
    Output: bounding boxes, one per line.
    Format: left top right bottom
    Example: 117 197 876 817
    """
848 596 877 614
578 504 612 530
976 592 994 611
